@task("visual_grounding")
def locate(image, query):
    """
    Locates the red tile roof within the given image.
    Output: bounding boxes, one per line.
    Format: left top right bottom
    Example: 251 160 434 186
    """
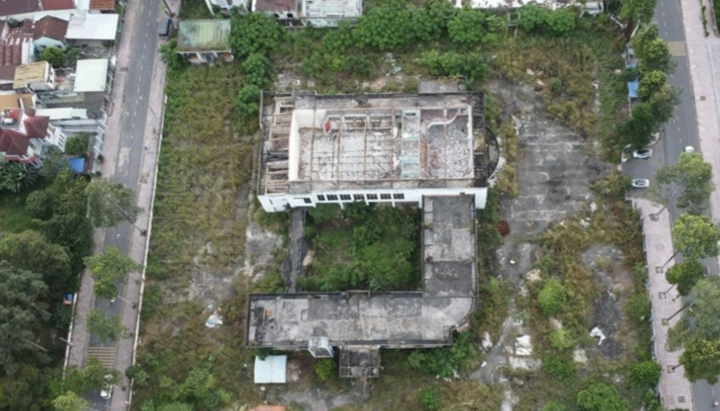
40 0 74 10
0 0 40 17
90 0 115 10
23 113 48 139
0 128 29 156
33 15 68 41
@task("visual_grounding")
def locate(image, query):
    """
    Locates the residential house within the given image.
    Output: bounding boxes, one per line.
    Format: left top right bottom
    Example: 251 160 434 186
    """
0 19 34 89
0 107 67 165
252 0 298 21
0 0 77 21
176 20 233 64
73 58 108 95
0 92 34 111
33 15 68 51
299 0 361 27
65 13 118 46
203 0 247 15
13 61 55 91
88 0 116 13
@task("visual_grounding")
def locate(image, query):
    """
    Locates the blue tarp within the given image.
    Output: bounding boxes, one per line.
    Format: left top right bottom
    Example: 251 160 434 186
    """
68 157 85 173
628 79 639 99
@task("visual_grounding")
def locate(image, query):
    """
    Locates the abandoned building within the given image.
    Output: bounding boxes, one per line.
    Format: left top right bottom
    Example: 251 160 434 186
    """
248 89 496 378
256 91 492 213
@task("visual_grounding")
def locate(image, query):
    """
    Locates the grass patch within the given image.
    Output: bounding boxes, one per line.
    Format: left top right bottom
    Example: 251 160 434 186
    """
0 179 50 233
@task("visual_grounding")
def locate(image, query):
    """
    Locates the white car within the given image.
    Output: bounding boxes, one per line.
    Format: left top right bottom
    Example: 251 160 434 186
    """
684 145 695 153
100 374 114 399
632 148 652 159
631 179 650 188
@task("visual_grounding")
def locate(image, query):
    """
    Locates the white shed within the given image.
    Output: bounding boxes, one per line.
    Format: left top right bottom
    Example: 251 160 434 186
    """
254 355 287 384
74 59 109 93
66 14 119 45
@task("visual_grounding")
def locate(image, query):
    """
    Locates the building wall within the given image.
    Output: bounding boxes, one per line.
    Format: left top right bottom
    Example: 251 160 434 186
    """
258 187 488 212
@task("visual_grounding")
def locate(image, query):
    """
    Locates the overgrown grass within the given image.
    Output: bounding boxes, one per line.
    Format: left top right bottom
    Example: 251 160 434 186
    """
0 179 50 233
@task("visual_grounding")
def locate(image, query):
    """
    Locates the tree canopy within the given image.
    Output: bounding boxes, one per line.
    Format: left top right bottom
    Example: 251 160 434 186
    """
680 337 720 383
650 152 714 214
666 260 705 296
85 246 141 299
229 12 282 59
0 262 49 376
690 277 720 341
52 392 89 411
87 308 129 342
447 8 487 48
631 24 675 74
576 383 628 411
620 0 659 23
538 278 567 317
85 179 142 227
672 214 720 261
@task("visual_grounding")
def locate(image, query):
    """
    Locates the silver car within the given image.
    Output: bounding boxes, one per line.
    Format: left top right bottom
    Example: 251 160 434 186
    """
632 148 652 159
631 179 650 188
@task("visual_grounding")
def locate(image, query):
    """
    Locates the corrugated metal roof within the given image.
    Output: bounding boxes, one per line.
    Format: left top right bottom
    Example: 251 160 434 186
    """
176 20 231 52
66 14 119 41
40 0 75 10
35 107 88 120
74 58 108 92
254 356 287 384
89 0 115 10
0 0 40 18
13 61 48 89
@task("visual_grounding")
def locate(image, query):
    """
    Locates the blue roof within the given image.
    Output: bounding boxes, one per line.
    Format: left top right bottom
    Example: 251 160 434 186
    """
68 157 85 173
628 79 639 99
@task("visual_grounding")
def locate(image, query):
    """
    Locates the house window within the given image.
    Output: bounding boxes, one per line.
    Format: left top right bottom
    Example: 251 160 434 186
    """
327 194 338 201
366 193 378 200
303 198 312 204
340 194 351 201
393 193 404 200
380 193 391 200
353 194 364 200
317 194 326 202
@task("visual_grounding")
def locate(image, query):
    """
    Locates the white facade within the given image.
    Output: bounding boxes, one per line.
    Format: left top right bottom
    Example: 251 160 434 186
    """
300 0 361 27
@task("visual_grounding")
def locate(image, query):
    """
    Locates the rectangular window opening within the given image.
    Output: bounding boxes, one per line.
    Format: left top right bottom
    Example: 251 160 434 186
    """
317 194 326 201
327 194 338 201
380 193 391 200
393 193 404 200
353 194 364 200
366 193 378 200
340 194 351 201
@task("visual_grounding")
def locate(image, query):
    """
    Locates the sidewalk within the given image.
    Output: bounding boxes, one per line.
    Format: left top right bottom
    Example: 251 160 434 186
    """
635 198 694 409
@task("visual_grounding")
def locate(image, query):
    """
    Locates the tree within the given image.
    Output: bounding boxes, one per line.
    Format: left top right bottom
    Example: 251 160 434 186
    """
629 360 662 388
87 308 129 342
353 2 417 51
618 102 656 149
242 53 271 89
40 47 66 68
0 262 49 375
39 146 71 181
638 70 666 101
414 0 455 42
447 8 486 48
85 246 141 299
542 401 567 411
64 134 90 157
0 162 39 193
545 9 576 37
235 85 261 125
0 230 72 302
159 38 188 71
650 152 714 214
620 0 658 23
631 25 674 74
647 82 680 124
26 190 53 220
680 338 720 383
230 12 282 59
419 50 490 82
63 357 119 394
576 383 628 411
690 277 720 340
666 260 705 296
52 392 89 411
538 278 567 316
671 214 720 261
518 4 549 32
85 179 142 227
419 387 443 411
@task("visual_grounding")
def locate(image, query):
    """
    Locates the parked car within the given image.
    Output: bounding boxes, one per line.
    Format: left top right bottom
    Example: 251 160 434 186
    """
100 374 114 399
631 179 650 188
632 148 652 159
684 146 695 153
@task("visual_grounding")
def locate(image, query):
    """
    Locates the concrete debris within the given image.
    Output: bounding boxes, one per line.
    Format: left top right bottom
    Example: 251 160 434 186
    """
515 335 532 356
549 318 563 331
302 249 315 267
525 268 542 283
537 79 545 87
590 201 597 212
590 326 606 345
580 218 590 228
526 68 535 76
518 284 529 297
482 332 494 350
573 349 588 364
510 259 516 265
205 310 223 328
509 356 541 370
481 361 487 368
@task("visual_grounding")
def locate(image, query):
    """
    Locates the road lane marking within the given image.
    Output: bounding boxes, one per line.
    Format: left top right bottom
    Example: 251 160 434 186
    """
668 42 687 56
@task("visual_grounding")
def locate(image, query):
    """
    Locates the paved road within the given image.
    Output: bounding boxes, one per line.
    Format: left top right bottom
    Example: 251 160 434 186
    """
86 1 162 410
624 0 720 409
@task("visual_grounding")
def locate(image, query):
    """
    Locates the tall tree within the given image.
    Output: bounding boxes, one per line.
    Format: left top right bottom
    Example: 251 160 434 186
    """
85 179 142 227
680 338 720 383
666 260 705 296
87 308 129 342
229 12 282 59
63 357 119 394
650 152 714 214
671 214 720 261
576 383 628 411
690 277 720 340
84 246 141 299
0 230 72 301
0 262 49 375
620 0 659 23
631 24 675 74
447 7 487 48
52 392 89 411
618 102 656 149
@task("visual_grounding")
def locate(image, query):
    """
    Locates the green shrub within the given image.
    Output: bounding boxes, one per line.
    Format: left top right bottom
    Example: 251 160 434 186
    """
543 354 575 380
538 278 568 317
314 359 337 381
418 387 443 411
309 204 340 225
65 134 90 157
548 329 575 350
626 292 651 323
577 383 628 411
629 360 662 388
408 331 479 378
542 401 568 411
26 190 53 220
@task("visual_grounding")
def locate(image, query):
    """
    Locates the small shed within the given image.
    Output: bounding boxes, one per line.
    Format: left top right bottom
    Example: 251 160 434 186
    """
66 14 119 46
254 355 287 384
158 17 172 38
74 59 109 93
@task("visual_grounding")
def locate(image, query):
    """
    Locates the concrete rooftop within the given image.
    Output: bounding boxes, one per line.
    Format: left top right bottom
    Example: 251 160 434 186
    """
246 195 477 348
